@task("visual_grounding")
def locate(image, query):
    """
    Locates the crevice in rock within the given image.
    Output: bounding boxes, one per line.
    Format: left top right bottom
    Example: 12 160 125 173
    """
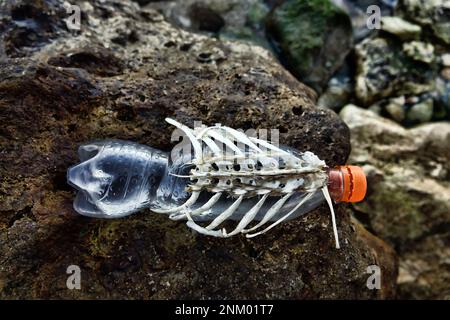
7 206 34 228
350 206 376 236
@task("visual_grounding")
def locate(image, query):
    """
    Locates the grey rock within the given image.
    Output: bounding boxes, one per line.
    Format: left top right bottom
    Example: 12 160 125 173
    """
340 104 450 299
384 96 407 122
380 16 422 40
435 73 450 118
441 54 450 67
355 37 435 106
397 0 450 45
318 71 353 111
406 98 434 123
331 0 397 41
402 41 435 64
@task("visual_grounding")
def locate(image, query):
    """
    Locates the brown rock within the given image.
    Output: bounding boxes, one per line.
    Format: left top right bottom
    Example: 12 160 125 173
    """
0 0 396 299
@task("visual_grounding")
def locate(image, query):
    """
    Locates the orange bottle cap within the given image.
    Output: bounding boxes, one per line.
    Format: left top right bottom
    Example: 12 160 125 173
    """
337 165 367 202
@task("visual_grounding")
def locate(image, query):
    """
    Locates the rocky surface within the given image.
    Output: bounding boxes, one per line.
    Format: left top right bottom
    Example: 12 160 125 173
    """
380 16 422 40
331 0 397 41
354 37 435 108
146 0 271 48
397 0 450 45
138 0 450 127
316 0 450 126
317 60 354 111
353 33 450 125
266 0 353 94
340 105 450 299
0 0 397 299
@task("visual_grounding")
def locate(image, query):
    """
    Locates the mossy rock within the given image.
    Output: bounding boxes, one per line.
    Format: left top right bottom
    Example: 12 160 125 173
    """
266 0 353 93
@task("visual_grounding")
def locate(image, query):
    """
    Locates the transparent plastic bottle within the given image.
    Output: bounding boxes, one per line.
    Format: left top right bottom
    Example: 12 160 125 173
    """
67 140 366 222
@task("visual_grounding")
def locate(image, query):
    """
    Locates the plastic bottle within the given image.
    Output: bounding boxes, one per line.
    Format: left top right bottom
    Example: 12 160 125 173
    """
67 116 370 248
67 140 367 223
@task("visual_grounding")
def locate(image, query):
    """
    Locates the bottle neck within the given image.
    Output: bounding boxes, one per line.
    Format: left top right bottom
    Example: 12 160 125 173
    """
327 168 345 202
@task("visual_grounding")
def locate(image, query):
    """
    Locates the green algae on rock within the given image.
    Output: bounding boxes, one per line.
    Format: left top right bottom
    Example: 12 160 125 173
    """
266 0 353 94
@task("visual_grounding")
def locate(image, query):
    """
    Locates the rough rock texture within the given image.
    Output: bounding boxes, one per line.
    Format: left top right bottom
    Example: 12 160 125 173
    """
317 0 450 126
353 33 450 126
380 16 422 41
355 37 435 107
340 105 450 299
397 0 450 45
317 61 353 111
266 0 353 94
146 0 270 48
0 0 397 299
